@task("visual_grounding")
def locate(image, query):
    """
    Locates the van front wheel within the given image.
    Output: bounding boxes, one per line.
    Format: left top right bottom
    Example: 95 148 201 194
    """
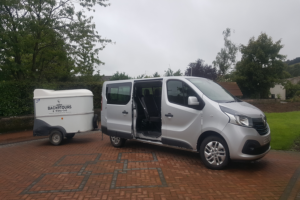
200 136 229 170
110 136 126 148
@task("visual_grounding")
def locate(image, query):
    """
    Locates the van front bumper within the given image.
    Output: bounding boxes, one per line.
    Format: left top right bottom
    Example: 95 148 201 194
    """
222 123 271 160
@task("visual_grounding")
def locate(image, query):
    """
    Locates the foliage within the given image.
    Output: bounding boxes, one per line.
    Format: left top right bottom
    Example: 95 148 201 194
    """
164 68 182 76
71 71 104 82
110 71 131 80
234 33 285 98
266 111 300 150
173 69 183 76
153 72 160 77
286 57 300 66
0 81 103 116
276 94 281 99
213 28 238 75
281 70 292 78
136 74 145 79
164 68 174 76
285 63 300 77
283 81 300 99
185 59 218 81
0 0 111 81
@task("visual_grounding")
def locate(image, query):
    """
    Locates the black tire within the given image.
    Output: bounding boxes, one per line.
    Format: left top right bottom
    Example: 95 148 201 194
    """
49 130 63 146
93 114 99 129
110 136 126 148
66 133 75 139
200 136 229 170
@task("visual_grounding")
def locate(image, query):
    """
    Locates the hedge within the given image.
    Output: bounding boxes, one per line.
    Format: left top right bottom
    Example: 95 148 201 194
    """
0 81 102 117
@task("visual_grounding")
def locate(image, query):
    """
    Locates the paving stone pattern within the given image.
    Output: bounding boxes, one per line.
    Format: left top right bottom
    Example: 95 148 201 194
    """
0 132 300 200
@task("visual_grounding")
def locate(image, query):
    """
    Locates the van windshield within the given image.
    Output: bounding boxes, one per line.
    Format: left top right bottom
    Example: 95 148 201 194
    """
187 78 236 103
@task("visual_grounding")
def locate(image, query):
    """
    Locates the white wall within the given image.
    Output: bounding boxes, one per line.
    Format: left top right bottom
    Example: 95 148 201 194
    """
270 84 286 100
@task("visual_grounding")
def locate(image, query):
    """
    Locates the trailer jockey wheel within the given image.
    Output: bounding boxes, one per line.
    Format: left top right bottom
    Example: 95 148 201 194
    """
93 114 99 129
49 130 63 146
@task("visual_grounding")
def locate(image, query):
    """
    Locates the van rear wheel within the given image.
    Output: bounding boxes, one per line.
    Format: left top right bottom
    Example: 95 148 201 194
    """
110 136 126 148
200 136 229 170
49 130 63 146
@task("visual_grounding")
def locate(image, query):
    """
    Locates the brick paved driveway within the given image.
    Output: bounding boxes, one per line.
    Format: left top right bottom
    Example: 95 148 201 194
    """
0 132 300 200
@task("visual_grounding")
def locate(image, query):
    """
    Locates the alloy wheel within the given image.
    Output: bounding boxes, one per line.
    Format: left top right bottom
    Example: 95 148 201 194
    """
204 141 226 166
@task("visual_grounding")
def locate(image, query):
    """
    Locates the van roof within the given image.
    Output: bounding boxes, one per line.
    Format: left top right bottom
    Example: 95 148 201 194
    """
104 76 205 84
33 89 93 99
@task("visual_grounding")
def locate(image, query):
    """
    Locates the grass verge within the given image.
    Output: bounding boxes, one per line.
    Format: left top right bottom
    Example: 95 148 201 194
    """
266 111 300 150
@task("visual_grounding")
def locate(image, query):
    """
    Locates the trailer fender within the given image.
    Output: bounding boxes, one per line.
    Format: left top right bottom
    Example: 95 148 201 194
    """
33 119 67 137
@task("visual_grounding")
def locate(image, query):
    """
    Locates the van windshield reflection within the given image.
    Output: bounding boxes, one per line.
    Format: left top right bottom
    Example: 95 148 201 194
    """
187 78 236 103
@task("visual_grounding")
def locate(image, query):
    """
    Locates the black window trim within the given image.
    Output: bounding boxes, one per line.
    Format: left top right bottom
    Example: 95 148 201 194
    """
106 82 132 105
134 79 163 83
166 79 205 110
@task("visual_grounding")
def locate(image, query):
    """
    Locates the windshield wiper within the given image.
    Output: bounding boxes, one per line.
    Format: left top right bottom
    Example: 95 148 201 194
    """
225 101 236 103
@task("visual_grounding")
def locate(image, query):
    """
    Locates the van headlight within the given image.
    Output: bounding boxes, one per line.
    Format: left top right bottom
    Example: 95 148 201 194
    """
220 106 253 127
224 112 253 127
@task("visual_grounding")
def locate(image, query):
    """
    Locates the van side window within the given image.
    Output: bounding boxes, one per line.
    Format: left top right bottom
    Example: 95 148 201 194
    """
106 83 132 105
167 80 201 109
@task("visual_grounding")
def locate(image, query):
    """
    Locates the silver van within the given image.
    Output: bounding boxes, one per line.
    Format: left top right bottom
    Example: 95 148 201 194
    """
101 77 271 169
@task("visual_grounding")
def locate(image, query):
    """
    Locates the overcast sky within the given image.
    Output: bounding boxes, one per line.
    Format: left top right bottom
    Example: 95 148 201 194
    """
90 0 300 77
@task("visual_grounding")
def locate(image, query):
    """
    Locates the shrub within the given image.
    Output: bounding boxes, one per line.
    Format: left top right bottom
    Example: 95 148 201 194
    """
284 81 300 99
0 81 102 117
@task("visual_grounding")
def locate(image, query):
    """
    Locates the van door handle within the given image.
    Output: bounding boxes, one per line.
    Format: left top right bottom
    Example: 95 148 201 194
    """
122 110 128 115
165 113 173 118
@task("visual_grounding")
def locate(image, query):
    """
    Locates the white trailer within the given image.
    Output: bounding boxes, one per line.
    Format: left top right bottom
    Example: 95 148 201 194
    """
33 89 98 145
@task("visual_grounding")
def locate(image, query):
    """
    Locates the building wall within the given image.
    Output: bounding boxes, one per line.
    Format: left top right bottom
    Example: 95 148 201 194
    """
270 84 286 100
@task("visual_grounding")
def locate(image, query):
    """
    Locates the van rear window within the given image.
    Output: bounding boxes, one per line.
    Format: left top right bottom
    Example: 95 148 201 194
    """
106 83 132 105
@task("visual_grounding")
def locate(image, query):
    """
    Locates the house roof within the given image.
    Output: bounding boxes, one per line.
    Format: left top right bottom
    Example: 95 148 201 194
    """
217 82 243 97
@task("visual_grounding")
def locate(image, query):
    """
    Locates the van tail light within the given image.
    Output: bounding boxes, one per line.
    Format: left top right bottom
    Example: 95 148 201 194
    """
101 96 103 111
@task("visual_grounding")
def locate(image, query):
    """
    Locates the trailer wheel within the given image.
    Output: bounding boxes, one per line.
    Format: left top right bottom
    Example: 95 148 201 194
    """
66 133 75 139
110 136 126 148
49 130 63 146
93 114 99 129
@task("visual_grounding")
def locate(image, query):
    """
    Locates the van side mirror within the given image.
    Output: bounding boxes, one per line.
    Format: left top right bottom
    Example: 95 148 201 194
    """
188 96 199 105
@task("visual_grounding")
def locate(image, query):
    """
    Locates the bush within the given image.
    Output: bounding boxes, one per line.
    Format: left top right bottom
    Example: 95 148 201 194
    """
0 81 102 117
284 81 300 99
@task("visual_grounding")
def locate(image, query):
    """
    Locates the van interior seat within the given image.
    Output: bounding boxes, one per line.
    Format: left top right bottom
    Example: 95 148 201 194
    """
142 89 160 118
134 83 162 136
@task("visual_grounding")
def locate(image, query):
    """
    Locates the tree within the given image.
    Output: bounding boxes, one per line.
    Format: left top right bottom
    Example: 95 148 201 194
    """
285 63 300 77
110 71 131 80
286 57 300 65
164 68 173 76
0 0 110 81
185 59 218 81
153 72 160 77
234 33 286 98
164 68 182 76
213 28 238 75
173 69 183 76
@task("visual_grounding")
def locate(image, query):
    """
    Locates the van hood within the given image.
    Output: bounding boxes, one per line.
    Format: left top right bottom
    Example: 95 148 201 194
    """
219 101 264 118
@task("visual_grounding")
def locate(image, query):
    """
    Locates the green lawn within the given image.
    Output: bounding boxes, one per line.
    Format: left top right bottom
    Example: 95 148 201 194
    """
266 111 300 150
